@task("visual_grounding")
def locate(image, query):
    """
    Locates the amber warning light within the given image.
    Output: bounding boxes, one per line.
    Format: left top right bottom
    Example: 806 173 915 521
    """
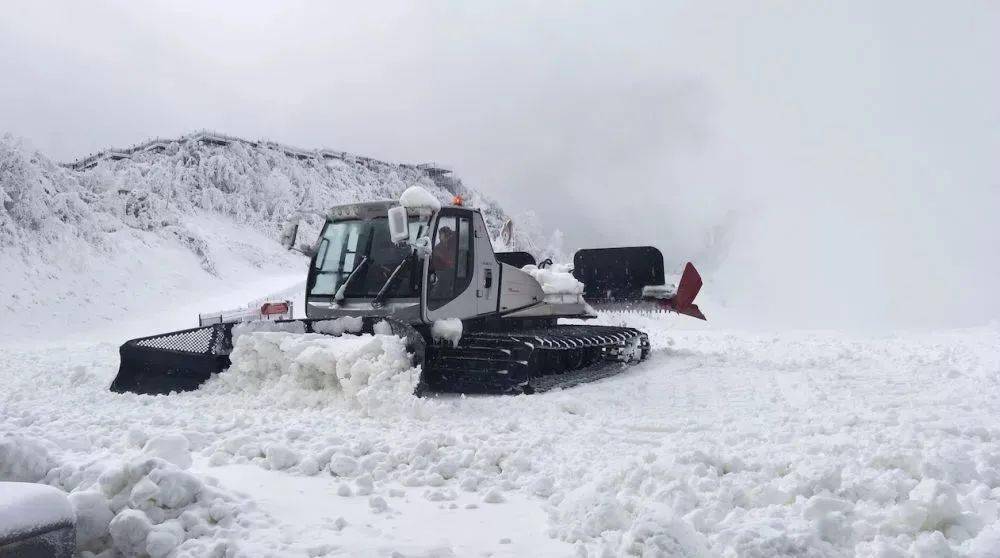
452 195 464 206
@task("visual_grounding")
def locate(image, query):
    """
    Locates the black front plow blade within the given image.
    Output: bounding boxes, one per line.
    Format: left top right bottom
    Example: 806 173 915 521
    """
111 317 426 396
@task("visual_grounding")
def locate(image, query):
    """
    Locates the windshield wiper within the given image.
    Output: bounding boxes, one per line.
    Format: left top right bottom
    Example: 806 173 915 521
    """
371 252 416 308
335 256 369 302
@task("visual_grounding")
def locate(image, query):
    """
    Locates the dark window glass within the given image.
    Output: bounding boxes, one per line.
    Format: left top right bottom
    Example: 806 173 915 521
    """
308 217 426 299
457 217 471 280
427 211 475 310
428 216 457 306
310 220 365 296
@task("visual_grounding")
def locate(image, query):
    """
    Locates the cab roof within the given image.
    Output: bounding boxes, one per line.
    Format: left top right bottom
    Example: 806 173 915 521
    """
326 200 476 221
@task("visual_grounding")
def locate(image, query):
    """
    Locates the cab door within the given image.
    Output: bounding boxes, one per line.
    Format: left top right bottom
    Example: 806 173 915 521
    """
473 213 500 315
423 209 478 322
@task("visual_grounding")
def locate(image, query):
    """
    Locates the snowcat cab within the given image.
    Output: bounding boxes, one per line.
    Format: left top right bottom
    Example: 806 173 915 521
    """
111 193 705 396
301 201 590 327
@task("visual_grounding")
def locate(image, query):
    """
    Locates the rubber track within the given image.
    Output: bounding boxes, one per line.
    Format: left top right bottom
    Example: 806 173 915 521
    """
424 325 650 394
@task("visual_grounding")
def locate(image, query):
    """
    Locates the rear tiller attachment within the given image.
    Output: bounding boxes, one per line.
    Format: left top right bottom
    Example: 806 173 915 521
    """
573 247 706 319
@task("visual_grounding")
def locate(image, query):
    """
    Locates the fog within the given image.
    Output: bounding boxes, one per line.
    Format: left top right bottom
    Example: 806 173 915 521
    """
2 1 998 328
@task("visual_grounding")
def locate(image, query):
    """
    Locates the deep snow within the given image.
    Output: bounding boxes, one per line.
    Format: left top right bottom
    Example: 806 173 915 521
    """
2 280 1000 556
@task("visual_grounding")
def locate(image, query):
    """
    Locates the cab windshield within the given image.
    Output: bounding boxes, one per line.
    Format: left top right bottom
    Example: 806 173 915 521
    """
308 216 427 299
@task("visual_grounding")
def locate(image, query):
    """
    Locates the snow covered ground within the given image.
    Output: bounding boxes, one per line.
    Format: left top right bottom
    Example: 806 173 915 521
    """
3 274 1000 556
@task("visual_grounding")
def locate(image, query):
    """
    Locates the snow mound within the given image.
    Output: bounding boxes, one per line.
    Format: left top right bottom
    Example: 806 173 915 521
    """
209 331 420 414
400 185 442 211
522 262 585 303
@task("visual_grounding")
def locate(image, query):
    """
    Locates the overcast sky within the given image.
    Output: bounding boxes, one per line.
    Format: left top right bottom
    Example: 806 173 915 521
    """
2 1 998 327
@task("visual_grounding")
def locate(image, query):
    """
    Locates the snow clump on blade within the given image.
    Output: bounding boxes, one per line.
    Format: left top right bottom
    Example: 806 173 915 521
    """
312 316 364 336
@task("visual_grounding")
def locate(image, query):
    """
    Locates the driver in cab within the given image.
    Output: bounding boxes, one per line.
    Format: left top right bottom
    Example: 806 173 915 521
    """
430 226 456 297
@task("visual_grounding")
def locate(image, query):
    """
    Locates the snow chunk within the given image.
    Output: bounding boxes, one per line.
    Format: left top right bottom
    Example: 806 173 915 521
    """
68 490 114 549
909 479 962 531
483 489 505 503
400 185 442 211
619 505 711 557
532 476 556 498
313 316 364 336
108 508 153 556
149 467 203 509
146 519 185 558
970 520 1000 557
265 444 300 470
432 318 463 347
369 495 389 513
0 482 74 541
373 320 393 336
298 456 321 476
0 437 52 482
141 434 192 469
232 319 306 342
330 454 359 477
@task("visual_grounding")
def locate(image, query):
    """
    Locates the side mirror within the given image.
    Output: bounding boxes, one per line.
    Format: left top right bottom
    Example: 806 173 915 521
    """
280 221 299 250
388 206 409 243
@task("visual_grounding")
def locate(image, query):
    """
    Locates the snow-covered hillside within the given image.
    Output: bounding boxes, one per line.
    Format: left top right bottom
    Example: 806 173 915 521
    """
0 132 507 341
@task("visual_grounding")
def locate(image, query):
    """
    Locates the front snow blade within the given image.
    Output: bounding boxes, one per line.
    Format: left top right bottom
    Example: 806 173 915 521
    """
110 317 426 396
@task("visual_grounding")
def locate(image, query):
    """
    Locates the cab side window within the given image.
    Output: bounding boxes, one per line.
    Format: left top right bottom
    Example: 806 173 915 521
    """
456 216 471 281
427 212 475 310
